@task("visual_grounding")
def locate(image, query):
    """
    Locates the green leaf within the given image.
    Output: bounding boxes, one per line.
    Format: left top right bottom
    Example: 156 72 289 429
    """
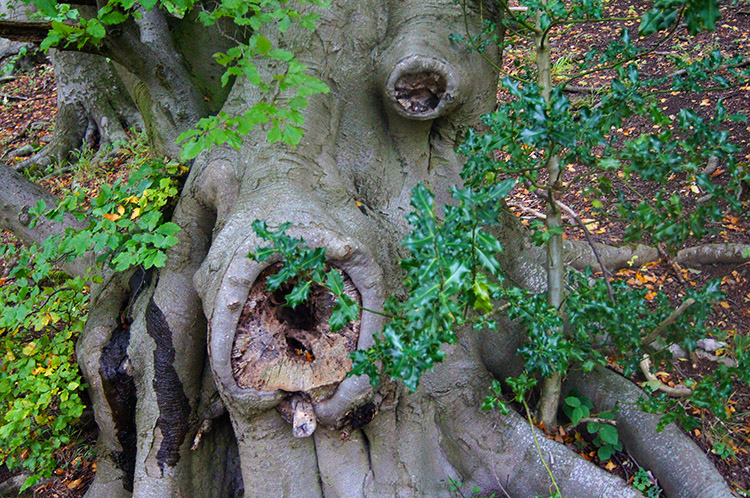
180 137 205 160
471 276 493 313
571 406 584 426
85 20 107 40
139 0 159 9
597 445 615 461
155 222 181 236
329 294 358 332
255 35 272 54
31 0 58 18
598 424 619 445
565 396 581 408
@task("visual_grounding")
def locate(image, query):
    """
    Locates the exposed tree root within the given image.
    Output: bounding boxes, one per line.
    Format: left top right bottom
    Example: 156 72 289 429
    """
566 239 750 271
15 51 141 173
567 367 737 498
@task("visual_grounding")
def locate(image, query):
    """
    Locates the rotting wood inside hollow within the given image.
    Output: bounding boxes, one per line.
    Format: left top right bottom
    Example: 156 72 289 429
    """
231 264 361 399
394 71 447 113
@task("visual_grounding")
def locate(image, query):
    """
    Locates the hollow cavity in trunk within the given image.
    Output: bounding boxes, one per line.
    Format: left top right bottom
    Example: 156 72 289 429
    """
394 71 447 114
231 264 361 398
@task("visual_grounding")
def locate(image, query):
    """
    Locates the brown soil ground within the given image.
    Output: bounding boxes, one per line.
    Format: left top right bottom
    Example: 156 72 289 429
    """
0 1 749 496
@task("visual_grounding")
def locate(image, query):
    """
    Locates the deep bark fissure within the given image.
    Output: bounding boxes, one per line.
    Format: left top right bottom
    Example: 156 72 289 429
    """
95 268 154 492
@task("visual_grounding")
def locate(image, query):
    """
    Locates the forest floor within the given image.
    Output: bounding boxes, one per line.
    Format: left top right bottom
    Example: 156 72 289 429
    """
0 0 748 496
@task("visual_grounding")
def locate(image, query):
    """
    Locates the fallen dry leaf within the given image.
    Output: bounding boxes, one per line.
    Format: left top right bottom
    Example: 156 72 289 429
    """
66 478 82 490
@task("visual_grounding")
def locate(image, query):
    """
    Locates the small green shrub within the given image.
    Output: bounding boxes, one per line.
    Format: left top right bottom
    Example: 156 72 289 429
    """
0 157 184 490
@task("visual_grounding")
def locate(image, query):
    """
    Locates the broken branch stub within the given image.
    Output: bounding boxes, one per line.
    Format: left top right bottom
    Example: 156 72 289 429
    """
384 55 459 120
231 264 361 400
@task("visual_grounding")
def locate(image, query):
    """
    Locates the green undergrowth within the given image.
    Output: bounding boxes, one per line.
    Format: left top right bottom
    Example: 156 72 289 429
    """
0 144 184 490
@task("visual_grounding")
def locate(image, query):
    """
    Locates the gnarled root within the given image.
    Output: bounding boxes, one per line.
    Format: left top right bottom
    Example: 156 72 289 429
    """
566 367 737 498
15 51 141 173
565 239 750 272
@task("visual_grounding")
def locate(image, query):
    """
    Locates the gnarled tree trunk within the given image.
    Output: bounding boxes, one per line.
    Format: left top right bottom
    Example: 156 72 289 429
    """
0 0 738 496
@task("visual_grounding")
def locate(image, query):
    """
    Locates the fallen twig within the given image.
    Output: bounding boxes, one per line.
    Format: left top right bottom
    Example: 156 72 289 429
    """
506 200 547 220
641 297 696 347
657 243 687 284
639 356 692 398
0 92 27 101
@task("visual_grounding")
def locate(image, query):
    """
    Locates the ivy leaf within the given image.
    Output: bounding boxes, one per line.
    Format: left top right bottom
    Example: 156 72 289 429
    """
639 8 679 35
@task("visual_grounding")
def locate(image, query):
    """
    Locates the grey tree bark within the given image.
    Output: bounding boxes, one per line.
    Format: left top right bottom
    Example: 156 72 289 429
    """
0 0 144 171
14 50 143 172
0 0 739 496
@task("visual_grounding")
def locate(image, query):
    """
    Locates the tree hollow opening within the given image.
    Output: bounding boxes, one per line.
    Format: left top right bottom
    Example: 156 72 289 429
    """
394 71 447 114
231 264 361 398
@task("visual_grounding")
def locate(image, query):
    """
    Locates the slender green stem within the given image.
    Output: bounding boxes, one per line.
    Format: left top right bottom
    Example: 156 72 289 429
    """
359 306 396 320
461 0 504 73
523 400 563 497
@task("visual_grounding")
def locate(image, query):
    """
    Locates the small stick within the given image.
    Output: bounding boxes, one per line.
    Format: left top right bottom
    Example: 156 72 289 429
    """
657 243 687 284
641 297 696 347
506 200 547 220
639 357 692 398
0 92 27 101
191 419 213 451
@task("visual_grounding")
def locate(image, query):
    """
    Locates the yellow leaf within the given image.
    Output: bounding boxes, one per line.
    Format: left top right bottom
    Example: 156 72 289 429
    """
22 342 36 356
719 301 730 309
604 461 617 471
690 184 700 194
131 207 141 220
117 204 125 215
103 213 121 222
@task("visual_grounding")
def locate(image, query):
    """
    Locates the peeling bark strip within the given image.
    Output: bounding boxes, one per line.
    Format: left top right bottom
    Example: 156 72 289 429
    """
146 298 191 473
